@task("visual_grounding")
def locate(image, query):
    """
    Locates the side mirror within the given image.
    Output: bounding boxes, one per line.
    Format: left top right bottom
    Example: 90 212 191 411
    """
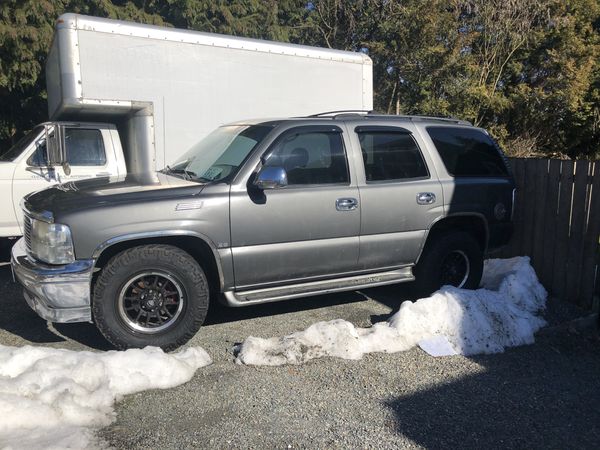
254 166 288 190
45 124 64 167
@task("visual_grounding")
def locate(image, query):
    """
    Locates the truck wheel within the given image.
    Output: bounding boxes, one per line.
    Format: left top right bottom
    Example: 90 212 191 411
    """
412 232 483 297
92 244 209 351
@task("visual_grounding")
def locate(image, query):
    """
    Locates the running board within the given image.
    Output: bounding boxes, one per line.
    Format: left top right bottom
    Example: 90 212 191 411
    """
223 267 414 307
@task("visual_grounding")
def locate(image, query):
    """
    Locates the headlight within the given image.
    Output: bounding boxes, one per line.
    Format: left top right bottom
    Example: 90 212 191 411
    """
30 220 75 264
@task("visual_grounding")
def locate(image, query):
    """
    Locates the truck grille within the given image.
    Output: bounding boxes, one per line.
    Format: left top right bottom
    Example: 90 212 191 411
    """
23 214 33 253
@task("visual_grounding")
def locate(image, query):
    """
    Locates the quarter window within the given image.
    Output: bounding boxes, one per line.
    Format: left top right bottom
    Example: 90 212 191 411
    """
65 129 107 166
27 138 49 167
357 130 428 182
427 127 508 177
264 129 349 185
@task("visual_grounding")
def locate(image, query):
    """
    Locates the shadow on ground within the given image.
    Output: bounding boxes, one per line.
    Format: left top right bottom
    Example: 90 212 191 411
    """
0 239 15 262
203 282 414 327
385 331 600 449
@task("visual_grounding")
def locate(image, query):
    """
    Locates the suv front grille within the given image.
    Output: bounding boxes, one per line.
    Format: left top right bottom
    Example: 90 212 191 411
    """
23 214 33 253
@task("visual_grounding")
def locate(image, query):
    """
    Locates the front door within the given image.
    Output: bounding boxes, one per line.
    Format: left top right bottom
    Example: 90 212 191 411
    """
230 125 360 289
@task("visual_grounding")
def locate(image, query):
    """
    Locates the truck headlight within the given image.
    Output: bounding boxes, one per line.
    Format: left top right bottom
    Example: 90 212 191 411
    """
30 220 75 264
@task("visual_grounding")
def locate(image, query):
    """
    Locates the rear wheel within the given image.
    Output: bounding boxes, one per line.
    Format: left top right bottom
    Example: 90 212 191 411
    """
412 232 483 297
93 244 209 351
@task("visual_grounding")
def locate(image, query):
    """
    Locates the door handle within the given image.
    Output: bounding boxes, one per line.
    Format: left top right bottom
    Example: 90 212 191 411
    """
336 197 358 211
416 192 436 205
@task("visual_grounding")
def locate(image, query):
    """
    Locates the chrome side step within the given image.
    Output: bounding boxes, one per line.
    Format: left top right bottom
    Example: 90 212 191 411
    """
223 267 414 307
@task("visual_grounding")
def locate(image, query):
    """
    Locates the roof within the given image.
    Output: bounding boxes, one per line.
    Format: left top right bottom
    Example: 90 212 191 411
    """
56 14 372 66
226 112 472 127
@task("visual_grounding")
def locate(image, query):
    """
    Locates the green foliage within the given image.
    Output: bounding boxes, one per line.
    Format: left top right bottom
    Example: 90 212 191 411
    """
141 0 308 40
1 0 598 158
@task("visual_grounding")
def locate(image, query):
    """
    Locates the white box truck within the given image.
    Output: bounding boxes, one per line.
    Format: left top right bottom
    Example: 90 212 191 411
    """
0 13 373 239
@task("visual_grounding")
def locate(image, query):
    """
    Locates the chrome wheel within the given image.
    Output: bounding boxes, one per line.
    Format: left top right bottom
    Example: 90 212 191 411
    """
117 271 185 334
440 250 470 288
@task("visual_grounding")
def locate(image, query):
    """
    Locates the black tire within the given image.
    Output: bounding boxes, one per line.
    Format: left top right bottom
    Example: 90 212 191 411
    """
412 231 483 298
93 244 209 351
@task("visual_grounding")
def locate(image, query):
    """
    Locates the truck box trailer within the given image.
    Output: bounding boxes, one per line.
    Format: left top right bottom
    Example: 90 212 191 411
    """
0 13 373 238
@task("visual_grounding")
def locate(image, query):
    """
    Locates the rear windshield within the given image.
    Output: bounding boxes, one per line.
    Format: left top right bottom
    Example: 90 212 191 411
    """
426 126 509 177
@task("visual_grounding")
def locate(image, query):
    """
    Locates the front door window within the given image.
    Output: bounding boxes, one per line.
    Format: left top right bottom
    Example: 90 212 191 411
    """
263 128 349 186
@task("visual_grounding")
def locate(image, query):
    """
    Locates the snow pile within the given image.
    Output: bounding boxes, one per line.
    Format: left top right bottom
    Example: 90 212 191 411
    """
0 345 211 449
235 257 547 366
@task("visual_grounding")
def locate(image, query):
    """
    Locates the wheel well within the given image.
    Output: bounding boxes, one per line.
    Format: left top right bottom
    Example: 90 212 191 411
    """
93 236 222 295
426 215 488 252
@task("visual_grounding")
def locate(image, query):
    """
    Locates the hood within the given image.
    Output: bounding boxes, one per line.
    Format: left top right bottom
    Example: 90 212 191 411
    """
24 172 204 220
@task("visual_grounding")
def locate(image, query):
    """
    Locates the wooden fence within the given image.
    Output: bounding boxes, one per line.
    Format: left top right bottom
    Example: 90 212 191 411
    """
499 158 600 309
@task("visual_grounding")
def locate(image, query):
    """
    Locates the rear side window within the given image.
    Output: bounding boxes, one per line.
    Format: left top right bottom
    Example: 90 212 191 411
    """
356 130 428 182
65 129 107 166
427 127 508 177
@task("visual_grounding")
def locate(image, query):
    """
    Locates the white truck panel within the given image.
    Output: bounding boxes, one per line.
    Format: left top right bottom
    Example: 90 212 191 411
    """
48 14 373 171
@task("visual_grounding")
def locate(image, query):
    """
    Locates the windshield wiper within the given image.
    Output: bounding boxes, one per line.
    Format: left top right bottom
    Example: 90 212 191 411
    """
162 165 197 181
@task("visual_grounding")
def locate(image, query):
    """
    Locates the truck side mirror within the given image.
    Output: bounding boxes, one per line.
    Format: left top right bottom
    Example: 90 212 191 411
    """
254 166 288 190
45 124 65 167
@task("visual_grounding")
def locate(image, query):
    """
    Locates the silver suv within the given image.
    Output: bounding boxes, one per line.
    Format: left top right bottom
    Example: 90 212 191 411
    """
12 112 515 350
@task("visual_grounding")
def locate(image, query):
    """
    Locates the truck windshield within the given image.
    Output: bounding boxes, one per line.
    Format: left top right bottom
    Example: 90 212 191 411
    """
0 125 44 162
164 124 274 183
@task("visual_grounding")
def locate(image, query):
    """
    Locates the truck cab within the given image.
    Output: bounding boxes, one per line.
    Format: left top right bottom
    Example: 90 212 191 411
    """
0 122 126 237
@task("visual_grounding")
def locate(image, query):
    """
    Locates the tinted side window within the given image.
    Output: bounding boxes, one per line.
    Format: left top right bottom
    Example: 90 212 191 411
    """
427 127 508 177
357 131 428 182
65 129 106 166
264 130 349 185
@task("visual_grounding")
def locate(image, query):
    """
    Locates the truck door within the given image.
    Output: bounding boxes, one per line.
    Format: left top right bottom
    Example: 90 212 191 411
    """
10 130 59 234
350 124 444 270
59 128 116 181
11 126 120 232
229 125 361 288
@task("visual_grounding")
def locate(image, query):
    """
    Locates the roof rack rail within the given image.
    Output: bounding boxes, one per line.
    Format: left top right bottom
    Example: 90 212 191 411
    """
308 110 375 117
304 111 471 125
365 114 471 125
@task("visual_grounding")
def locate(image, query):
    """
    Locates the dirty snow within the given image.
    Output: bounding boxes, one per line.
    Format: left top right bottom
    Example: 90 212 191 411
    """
235 257 547 366
0 345 211 449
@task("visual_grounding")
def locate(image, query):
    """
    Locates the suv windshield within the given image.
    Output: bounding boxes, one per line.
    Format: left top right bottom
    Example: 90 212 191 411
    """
0 125 44 162
163 124 274 183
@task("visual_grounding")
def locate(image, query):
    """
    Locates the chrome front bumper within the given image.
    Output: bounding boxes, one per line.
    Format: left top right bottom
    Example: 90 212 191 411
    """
11 238 93 323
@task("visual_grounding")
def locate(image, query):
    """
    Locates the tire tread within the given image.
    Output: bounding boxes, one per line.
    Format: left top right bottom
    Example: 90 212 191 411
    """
92 244 208 351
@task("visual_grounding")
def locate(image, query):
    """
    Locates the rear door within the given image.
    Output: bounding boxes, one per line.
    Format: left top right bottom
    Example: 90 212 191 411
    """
349 123 444 270
229 125 361 288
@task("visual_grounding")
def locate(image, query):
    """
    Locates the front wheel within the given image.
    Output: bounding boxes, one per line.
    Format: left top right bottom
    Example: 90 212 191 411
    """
412 232 483 298
93 244 209 351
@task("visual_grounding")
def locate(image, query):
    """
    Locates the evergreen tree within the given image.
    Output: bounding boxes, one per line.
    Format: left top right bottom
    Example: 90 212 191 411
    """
1 0 598 158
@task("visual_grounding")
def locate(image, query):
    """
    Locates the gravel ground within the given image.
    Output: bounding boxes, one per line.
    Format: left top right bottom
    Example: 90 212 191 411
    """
0 261 598 449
